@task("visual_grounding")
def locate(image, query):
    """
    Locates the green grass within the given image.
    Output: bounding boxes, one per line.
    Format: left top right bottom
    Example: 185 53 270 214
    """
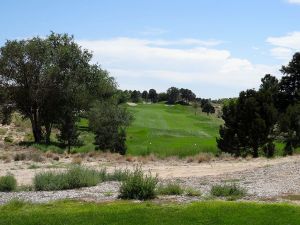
1 200 300 225
126 103 222 157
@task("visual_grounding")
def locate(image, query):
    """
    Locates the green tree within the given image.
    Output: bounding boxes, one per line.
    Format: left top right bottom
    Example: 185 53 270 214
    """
0 33 116 145
88 101 133 155
167 87 180 104
141 90 148 102
148 89 158 103
217 89 277 157
130 90 141 103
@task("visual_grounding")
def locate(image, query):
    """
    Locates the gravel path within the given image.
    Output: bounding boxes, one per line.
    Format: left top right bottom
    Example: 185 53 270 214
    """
1 158 300 204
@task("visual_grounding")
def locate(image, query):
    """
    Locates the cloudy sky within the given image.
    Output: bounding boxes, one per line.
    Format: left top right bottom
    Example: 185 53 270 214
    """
1 0 300 98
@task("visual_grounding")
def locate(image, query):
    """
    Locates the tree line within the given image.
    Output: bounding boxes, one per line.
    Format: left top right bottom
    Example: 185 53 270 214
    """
218 53 300 158
118 87 215 115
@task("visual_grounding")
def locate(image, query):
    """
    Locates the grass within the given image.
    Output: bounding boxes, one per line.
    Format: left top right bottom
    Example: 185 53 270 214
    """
0 174 17 192
33 166 100 191
156 182 184 195
211 183 246 200
126 103 222 157
1 200 300 225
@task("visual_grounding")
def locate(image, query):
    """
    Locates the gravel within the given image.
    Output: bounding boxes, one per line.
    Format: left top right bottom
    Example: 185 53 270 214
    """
1 159 300 204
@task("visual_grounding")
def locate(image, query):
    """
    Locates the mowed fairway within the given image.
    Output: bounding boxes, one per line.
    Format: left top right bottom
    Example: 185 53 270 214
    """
1 201 300 225
126 103 222 157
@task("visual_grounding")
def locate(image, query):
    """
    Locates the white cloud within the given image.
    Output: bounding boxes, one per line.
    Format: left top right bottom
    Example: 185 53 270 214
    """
78 38 278 98
287 0 300 4
267 32 300 60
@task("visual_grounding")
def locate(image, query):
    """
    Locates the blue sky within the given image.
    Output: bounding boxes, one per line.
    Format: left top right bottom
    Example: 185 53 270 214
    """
1 0 300 98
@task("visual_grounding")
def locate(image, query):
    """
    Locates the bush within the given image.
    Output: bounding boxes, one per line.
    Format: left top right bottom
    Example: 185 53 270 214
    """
0 174 17 192
211 184 246 200
34 166 100 191
119 167 158 200
262 142 275 158
156 182 184 195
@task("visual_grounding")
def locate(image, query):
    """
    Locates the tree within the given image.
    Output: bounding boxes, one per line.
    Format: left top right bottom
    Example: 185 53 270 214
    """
0 33 116 144
217 89 277 157
180 88 196 103
201 101 215 115
278 53 300 112
57 113 81 154
167 87 180 104
279 103 300 155
141 90 148 102
88 101 133 155
158 92 168 102
148 89 158 103
130 90 141 103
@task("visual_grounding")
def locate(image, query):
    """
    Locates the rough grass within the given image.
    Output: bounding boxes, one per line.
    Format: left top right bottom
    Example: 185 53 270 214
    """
33 166 100 191
1 200 300 225
0 174 17 192
211 183 246 200
156 182 184 195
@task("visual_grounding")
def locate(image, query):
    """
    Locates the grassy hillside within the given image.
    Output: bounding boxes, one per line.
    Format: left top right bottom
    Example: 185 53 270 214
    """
1 200 300 225
126 103 222 157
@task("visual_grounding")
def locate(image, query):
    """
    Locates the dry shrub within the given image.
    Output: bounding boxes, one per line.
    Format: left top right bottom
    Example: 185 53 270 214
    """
27 152 44 162
72 157 82 165
125 156 135 162
44 151 54 158
52 155 59 161
0 154 10 161
14 153 26 161
186 157 194 163
196 152 214 163
218 152 234 161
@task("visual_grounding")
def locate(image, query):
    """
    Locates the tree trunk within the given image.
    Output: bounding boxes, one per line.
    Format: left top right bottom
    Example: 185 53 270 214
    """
45 123 52 144
253 146 259 158
30 109 43 143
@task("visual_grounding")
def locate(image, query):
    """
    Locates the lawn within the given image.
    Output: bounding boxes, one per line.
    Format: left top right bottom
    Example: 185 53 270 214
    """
126 103 222 157
1 200 300 225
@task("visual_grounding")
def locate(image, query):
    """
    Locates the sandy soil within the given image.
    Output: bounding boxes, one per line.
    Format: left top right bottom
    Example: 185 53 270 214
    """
1 148 299 186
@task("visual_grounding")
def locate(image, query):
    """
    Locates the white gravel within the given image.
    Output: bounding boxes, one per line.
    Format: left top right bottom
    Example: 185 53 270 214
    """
1 159 300 204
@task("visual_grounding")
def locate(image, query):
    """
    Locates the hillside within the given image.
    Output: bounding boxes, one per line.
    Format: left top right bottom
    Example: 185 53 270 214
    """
126 103 222 157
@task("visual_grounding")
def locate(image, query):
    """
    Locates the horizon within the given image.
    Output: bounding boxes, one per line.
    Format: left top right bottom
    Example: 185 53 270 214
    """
1 0 300 98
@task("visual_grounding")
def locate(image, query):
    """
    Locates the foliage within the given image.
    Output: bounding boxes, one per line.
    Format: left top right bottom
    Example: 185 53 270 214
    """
33 166 100 191
119 167 158 200
89 101 132 154
167 87 180 104
130 90 141 103
217 88 278 157
148 89 158 103
0 32 116 145
0 173 17 192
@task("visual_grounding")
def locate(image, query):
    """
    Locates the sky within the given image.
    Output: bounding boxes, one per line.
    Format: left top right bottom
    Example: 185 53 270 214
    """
1 0 300 98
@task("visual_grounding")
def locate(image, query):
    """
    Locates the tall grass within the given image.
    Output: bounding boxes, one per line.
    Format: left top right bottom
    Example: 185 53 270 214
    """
34 166 100 191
